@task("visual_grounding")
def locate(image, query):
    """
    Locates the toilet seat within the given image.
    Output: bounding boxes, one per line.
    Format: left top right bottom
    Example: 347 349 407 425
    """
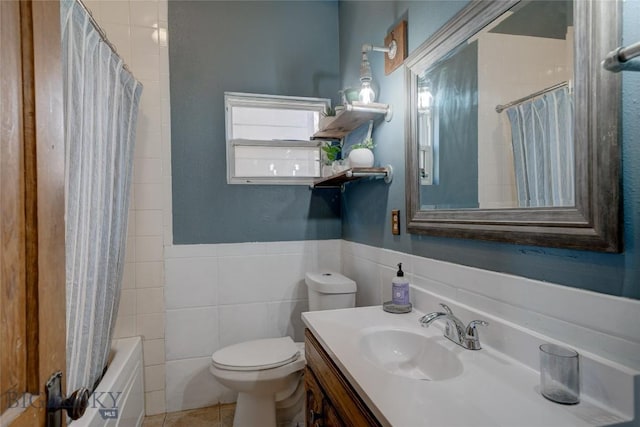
211 337 300 371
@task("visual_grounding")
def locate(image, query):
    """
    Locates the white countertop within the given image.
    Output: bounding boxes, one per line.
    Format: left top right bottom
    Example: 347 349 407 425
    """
302 306 631 427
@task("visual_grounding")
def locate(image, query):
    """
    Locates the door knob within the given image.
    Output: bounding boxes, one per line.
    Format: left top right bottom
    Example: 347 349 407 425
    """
46 371 90 427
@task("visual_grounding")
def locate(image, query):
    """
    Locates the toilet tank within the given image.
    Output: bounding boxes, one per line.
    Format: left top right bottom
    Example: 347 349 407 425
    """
305 272 356 311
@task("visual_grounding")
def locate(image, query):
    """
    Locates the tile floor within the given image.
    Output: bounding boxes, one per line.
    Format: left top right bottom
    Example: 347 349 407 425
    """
142 404 235 427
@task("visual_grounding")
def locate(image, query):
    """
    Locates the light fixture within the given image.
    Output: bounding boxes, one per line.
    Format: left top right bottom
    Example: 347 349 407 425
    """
358 43 396 104
357 21 407 104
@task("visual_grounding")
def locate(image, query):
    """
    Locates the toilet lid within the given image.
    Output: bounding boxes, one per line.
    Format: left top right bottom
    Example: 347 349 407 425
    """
211 337 300 371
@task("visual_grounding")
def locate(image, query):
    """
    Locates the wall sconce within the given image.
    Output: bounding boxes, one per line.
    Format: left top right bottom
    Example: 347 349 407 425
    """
358 21 407 104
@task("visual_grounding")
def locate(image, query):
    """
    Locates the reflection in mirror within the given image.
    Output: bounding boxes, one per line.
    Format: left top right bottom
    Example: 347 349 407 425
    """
417 0 575 210
405 0 621 252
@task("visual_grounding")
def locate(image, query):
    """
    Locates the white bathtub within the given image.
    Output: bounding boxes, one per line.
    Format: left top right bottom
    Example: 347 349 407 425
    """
72 337 145 427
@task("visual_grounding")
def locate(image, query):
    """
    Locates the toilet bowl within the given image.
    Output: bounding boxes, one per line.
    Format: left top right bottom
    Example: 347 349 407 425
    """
209 272 356 427
210 338 305 427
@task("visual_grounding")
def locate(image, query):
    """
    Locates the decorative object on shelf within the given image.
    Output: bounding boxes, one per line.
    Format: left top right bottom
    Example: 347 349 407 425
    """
348 120 375 168
321 141 340 177
339 87 360 105
332 159 350 175
358 21 408 104
349 145 374 168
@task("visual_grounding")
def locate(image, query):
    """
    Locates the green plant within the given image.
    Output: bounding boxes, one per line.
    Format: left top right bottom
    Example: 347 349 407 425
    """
321 142 341 165
351 137 375 150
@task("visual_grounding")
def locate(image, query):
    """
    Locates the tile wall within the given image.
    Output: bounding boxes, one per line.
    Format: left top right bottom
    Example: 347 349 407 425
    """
342 240 640 372
163 240 342 412
83 0 172 416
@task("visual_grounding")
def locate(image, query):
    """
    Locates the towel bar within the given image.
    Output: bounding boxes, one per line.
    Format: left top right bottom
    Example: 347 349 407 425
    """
602 40 640 72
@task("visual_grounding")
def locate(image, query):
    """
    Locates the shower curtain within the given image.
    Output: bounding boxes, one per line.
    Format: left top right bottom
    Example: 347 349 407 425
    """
61 0 143 394
506 86 574 208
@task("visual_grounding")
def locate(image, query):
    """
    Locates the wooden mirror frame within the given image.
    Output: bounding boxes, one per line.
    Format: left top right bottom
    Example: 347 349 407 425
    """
405 0 622 252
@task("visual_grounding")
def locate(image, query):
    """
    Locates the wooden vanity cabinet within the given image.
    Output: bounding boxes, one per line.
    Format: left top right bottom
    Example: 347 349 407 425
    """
305 329 382 427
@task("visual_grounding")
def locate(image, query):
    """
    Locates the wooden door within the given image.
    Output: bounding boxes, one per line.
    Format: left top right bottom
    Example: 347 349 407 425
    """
0 1 66 426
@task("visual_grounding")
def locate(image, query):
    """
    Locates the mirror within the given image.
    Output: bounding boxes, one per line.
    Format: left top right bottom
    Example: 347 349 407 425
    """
405 0 621 252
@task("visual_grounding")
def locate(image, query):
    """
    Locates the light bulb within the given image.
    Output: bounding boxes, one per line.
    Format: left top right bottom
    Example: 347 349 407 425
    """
359 81 376 104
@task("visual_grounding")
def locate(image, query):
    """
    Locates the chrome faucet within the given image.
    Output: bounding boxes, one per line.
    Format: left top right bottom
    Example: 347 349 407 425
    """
419 303 488 350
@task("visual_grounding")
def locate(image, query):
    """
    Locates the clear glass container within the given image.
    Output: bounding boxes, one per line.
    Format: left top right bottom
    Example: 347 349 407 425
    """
539 343 580 404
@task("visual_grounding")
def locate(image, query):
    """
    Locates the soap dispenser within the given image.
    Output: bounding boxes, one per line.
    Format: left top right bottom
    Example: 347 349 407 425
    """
383 263 412 313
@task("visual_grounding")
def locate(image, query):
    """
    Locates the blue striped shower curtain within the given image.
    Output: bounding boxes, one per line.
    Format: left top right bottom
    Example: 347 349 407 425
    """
61 0 142 394
506 86 574 208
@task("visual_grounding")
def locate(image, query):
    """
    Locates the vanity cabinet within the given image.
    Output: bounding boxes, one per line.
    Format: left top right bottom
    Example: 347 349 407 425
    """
304 329 382 427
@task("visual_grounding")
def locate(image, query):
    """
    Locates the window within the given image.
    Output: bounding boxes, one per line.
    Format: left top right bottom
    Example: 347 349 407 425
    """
225 92 330 185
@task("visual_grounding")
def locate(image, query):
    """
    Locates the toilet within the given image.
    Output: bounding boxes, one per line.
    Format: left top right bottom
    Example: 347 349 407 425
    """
209 272 356 427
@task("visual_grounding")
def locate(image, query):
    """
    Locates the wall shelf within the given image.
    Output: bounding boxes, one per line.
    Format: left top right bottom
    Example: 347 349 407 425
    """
313 102 392 140
310 166 393 190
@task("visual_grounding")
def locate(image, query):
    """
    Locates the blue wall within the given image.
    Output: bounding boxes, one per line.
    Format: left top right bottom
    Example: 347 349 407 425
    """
339 0 640 300
169 1 342 244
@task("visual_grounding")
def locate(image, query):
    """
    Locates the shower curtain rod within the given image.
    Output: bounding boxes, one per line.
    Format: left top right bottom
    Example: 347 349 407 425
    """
602 40 640 72
75 0 132 74
495 81 569 113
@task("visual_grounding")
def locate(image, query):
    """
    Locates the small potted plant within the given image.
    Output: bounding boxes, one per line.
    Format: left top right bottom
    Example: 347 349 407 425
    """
348 137 375 168
321 142 341 176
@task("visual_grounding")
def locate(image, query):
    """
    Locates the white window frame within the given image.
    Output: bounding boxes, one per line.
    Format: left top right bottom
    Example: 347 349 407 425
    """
225 92 330 185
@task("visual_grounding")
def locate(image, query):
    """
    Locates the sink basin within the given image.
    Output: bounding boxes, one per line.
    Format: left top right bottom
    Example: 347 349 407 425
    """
359 329 463 381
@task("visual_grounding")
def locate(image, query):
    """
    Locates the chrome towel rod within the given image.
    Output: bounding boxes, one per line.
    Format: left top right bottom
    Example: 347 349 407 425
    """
495 81 569 113
602 40 640 72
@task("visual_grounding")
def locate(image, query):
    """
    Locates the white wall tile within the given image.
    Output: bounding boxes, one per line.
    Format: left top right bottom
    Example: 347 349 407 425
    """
135 261 164 288
158 0 167 22
132 54 161 83
165 244 218 259
342 254 382 307
216 242 266 257
267 300 309 343
218 254 307 305
137 287 164 314
134 158 163 184
129 1 158 28
122 262 136 289
165 358 235 412
136 131 163 159
218 303 271 348
137 313 164 340
144 364 165 392
100 1 131 25
143 339 166 367
134 183 164 210
119 289 137 316
135 236 163 262
144 390 165 416
113 315 136 339
166 307 218 360
135 209 163 236
125 237 135 263
165 257 218 309
265 240 317 255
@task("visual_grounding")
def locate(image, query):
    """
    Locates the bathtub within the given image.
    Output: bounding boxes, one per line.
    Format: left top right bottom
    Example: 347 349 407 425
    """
72 337 145 427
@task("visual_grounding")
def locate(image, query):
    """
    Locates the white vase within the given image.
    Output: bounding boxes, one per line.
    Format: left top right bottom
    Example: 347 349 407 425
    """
349 148 374 168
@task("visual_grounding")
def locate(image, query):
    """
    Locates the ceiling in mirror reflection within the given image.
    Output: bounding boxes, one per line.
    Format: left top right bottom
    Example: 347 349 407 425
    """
417 0 574 210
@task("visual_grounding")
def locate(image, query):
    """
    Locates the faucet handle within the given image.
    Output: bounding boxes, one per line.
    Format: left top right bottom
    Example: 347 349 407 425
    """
439 303 454 314
464 320 489 350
